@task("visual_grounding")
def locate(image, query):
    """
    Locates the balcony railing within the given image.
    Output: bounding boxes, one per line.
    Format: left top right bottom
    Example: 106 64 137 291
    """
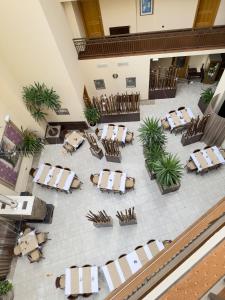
73 26 225 59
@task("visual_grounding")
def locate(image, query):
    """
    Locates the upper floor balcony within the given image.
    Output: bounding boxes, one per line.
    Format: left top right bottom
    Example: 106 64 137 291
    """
73 26 225 60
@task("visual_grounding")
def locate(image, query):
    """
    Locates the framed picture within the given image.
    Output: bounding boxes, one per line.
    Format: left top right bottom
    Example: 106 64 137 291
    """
94 79 106 90
55 108 70 115
126 77 136 88
140 0 153 15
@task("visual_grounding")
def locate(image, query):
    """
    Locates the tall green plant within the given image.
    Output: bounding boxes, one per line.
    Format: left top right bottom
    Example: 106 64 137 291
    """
145 144 166 172
138 117 166 148
17 128 44 157
84 107 100 125
154 154 183 187
0 280 13 296
22 82 61 121
200 88 214 104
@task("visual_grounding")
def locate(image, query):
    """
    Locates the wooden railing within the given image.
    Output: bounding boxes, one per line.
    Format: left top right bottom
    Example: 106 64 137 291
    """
73 26 225 59
105 196 225 300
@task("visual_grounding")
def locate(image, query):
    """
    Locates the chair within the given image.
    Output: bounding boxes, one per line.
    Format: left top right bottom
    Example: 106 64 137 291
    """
45 163 52 166
70 177 82 190
178 106 185 111
103 168 110 172
105 260 113 265
119 254 126 259
161 119 170 130
63 143 74 155
115 170 123 173
118 125 125 128
220 149 225 159
125 177 135 190
90 174 99 185
64 167 71 171
55 165 63 169
55 274 65 289
36 232 50 245
109 124 115 127
27 249 44 263
13 245 22 256
172 125 184 135
70 265 78 269
186 160 197 172
193 149 200 153
29 168 37 178
147 239 155 244
67 295 78 300
204 145 211 150
169 110 175 114
135 245 143 250
125 132 134 144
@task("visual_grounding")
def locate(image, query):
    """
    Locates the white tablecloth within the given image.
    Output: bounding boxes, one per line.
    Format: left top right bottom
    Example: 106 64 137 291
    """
126 251 142 273
98 170 126 193
190 153 202 172
101 125 127 143
166 107 194 130
201 150 213 167
212 146 225 164
33 164 45 182
65 266 98 296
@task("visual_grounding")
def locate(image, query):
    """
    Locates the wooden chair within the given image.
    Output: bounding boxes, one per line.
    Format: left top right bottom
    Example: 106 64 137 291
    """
125 177 135 190
67 295 78 300
70 265 78 269
13 245 22 257
193 149 200 153
63 143 74 155
29 168 37 178
186 160 197 172
204 145 211 150
55 274 65 289
55 165 63 169
90 174 99 185
70 177 82 190
119 254 126 259
115 170 123 173
125 131 134 144
109 124 115 127
178 106 185 110
27 249 44 263
36 232 50 245
172 125 184 135
169 110 175 114
45 163 52 166
103 168 110 172
105 260 113 265
161 119 170 130
64 167 71 171
147 239 155 244
135 245 143 250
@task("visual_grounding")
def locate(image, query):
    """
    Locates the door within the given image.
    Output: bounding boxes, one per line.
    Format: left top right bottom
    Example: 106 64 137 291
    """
172 57 189 78
194 0 221 28
78 0 104 38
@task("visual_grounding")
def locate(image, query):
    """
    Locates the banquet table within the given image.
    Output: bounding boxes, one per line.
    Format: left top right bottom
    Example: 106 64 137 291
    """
101 125 127 144
190 146 225 172
65 131 84 149
97 170 126 193
65 266 98 296
166 108 195 130
33 164 75 192
102 240 164 292
18 231 39 256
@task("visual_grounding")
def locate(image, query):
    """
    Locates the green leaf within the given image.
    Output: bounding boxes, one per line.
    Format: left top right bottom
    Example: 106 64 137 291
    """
17 128 44 157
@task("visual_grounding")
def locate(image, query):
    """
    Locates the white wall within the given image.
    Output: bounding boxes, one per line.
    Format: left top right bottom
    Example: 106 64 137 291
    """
188 55 209 70
215 0 225 25
79 49 225 100
0 0 85 123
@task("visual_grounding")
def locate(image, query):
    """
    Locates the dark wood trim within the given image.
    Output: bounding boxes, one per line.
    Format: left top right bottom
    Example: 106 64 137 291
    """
99 112 140 123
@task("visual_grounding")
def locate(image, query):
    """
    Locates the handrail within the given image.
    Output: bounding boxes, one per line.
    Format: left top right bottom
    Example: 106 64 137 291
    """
105 196 225 300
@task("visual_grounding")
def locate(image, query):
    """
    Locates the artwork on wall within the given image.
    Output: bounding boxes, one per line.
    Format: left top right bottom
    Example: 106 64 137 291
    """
126 77 136 88
94 79 106 90
0 122 23 190
140 0 153 15
55 108 70 115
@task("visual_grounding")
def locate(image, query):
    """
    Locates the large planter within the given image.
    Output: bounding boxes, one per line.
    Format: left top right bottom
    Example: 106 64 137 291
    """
145 160 156 180
198 97 208 114
0 290 14 300
156 180 180 195
181 132 203 146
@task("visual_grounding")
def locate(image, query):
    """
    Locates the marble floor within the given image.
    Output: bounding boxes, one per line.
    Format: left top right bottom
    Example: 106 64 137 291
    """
12 82 225 300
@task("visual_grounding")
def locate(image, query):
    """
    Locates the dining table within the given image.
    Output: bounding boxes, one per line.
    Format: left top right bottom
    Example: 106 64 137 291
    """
190 146 225 173
18 231 39 256
102 240 164 292
97 170 126 193
33 163 75 192
101 125 127 144
65 266 98 296
165 107 195 131
65 131 85 150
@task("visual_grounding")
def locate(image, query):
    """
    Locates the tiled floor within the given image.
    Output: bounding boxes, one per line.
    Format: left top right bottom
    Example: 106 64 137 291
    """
12 82 225 300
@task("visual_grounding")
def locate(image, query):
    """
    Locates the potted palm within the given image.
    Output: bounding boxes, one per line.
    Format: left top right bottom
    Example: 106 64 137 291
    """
138 117 167 156
84 107 100 127
145 144 166 180
154 154 183 194
17 128 44 157
198 88 214 113
0 280 13 300
22 82 61 122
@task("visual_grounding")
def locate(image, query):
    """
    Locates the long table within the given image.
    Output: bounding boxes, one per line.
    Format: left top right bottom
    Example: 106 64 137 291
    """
33 164 75 192
97 170 126 193
102 240 164 292
101 125 127 144
65 266 98 296
166 107 194 130
190 146 225 172
18 231 39 256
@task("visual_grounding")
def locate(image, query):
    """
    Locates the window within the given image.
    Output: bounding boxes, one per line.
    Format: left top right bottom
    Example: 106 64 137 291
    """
126 77 136 88
94 79 106 90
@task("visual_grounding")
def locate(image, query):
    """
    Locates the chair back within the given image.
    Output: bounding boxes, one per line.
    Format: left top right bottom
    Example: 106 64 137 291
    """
178 106 185 111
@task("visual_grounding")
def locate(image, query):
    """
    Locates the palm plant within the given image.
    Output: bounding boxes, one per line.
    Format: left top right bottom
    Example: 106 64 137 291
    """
22 82 61 121
0 280 13 296
17 128 44 157
154 154 183 187
138 117 166 148
84 107 100 126
145 144 166 172
200 88 214 104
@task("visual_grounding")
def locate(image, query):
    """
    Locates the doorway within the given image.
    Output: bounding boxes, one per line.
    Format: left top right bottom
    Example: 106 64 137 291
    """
172 57 189 78
193 0 221 28
78 0 104 38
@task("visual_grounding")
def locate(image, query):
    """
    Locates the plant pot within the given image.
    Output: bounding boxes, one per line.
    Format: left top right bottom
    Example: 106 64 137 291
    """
198 97 208 114
0 290 14 300
145 160 156 180
156 180 180 195
89 122 96 127
181 132 203 146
